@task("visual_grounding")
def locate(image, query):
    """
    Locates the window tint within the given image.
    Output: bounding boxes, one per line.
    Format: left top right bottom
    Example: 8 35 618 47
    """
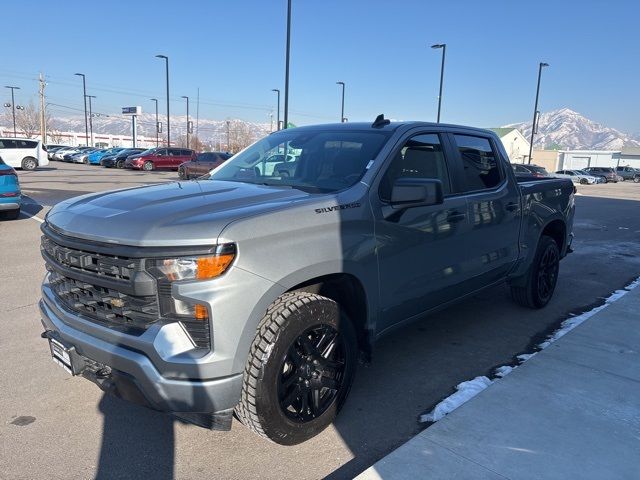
454 134 502 191
0 139 17 149
380 133 450 201
182 149 193 156
17 140 37 148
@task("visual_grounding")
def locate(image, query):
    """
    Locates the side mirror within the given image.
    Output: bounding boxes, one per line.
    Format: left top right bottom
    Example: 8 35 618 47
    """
390 178 444 208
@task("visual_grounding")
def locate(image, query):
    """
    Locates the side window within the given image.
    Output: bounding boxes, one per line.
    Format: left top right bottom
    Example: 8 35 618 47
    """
454 134 502 191
0 140 17 149
380 133 451 201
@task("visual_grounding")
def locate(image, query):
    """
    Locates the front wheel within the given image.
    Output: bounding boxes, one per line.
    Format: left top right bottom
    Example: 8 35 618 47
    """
580 178 588 185
235 292 357 445
178 166 187 179
142 161 154 171
116 160 124 169
510 235 560 309
634 177 640 183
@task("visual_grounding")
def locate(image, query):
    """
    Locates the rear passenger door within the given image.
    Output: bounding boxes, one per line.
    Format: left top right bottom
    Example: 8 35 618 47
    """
0 140 18 167
450 133 521 290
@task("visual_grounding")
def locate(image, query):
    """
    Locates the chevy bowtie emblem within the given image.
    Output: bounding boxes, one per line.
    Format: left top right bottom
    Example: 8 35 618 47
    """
110 298 125 308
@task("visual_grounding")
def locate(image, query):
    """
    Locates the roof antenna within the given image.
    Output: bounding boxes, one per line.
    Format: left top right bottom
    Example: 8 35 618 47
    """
371 113 390 128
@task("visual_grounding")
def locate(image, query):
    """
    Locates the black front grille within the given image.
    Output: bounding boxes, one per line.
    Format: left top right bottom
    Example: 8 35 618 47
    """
42 233 212 350
48 270 158 333
42 236 139 281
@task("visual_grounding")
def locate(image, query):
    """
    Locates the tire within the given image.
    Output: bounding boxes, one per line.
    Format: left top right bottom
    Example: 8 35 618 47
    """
2 208 20 220
634 177 640 183
116 160 124 169
510 235 560 309
83 157 89 164
143 161 154 171
235 292 357 445
178 166 187 180
579 178 588 185
21 157 37 171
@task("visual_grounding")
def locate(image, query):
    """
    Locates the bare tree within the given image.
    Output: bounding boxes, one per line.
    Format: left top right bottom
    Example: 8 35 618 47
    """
175 134 211 152
15 101 40 138
226 120 256 153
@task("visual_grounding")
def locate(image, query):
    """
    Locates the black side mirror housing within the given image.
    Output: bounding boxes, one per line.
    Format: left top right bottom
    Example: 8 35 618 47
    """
390 178 444 208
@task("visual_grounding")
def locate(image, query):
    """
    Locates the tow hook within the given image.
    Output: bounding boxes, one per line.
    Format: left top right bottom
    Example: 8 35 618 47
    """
96 367 112 379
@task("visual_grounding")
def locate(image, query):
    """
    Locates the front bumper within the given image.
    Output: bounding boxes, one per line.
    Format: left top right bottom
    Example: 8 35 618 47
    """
39 294 243 419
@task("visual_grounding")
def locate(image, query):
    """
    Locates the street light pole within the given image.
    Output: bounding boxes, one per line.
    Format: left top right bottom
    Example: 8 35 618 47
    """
155 55 170 146
336 81 345 122
528 62 549 164
283 0 292 129
74 73 89 146
86 95 96 147
151 98 159 147
271 89 280 130
430 44 446 123
4 86 20 137
181 95 190 149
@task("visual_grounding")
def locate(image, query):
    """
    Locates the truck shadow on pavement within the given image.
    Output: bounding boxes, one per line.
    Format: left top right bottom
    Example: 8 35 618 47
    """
96 395 175 480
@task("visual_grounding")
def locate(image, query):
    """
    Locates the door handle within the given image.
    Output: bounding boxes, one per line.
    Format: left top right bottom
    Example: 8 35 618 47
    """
447 211 466 223
505 202 518 212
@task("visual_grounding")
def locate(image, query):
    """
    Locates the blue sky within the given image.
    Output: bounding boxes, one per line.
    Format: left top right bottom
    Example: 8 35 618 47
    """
1 0 638 133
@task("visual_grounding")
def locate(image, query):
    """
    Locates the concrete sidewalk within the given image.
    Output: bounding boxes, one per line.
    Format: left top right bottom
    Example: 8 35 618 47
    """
357 286 640 480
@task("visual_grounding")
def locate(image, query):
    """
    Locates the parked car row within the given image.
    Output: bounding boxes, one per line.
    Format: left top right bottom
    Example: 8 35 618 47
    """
46 144 235 177
512 163 640 184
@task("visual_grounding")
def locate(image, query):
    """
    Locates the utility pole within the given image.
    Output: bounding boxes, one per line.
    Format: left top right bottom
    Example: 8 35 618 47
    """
155 55 170 145
5 86 20 138
226 120 230 152
86 95 96 147
196 87 200 140
336 81 345 122
528 62 549 164
39 74 46 143
431 43 446 123
74 73 88 146
151 98 159 147
283 0 292 129
271 89 280 130
181 95 190 149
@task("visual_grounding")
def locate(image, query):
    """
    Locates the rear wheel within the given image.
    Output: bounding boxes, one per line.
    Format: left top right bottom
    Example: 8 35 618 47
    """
510 235 560 309
634 177 640 183
116 159 124 169
178 166 187 179
235 292 357 445
21 157 37 171
143 161 154 171
579 178 588 185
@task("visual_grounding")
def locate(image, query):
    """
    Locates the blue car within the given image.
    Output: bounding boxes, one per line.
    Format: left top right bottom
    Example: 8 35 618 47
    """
87 147 125 165
0 157 21 220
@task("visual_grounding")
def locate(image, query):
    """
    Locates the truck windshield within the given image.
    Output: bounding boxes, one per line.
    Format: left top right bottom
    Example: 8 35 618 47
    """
207 130 390 193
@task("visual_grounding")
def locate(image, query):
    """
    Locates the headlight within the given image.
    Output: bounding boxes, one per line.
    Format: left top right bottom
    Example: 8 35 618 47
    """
154 244 236 282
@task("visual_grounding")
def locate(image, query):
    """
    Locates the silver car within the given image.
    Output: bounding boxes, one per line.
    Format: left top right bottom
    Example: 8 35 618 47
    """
555 169 599 184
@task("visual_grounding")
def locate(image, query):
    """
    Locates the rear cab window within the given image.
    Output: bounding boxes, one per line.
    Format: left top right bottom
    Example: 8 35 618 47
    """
453 134 503 191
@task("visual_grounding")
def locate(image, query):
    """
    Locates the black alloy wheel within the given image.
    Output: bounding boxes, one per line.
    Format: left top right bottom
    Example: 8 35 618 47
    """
536 243 559 304
278 324 347 423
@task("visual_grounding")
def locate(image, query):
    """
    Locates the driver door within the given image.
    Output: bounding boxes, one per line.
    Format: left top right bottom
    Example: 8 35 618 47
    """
372 132 471 333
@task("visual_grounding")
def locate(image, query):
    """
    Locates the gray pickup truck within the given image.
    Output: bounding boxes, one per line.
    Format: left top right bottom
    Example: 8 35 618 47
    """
39 116 575 445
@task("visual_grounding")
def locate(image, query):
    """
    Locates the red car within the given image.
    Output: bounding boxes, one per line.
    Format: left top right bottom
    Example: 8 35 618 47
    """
178 151 232 179
124 147 196 171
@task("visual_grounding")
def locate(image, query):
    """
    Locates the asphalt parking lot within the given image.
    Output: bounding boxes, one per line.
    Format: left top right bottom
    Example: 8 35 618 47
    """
2 162 640 480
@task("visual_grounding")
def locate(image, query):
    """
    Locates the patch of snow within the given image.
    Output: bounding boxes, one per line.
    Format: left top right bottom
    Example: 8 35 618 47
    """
494 365 514 378
420 376 492 423
420 275 640 424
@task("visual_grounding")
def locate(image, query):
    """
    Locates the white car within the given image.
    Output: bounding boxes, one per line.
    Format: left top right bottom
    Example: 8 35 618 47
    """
0 138 49 170
555 169 599 185
53 147 80 161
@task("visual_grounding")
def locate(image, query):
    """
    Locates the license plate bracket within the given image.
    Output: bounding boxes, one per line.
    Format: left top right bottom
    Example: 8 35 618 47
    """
49 337 83 375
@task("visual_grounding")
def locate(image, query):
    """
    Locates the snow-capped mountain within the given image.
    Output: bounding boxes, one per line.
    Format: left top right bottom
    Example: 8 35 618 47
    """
48 113 272 144
506 108 640 150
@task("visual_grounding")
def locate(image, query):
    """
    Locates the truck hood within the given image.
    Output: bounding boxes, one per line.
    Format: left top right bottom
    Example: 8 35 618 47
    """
46 180 313 247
